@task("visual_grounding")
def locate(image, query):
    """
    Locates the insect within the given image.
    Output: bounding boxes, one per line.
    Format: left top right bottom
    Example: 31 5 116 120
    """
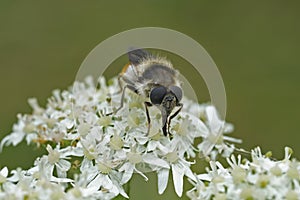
111 48 183 136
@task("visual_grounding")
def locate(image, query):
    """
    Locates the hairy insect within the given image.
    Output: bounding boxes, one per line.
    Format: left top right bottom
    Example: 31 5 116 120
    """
111 48 183 136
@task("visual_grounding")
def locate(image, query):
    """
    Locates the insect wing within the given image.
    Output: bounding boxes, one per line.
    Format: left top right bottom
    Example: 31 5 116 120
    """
128 48 149 65
121 64 141 85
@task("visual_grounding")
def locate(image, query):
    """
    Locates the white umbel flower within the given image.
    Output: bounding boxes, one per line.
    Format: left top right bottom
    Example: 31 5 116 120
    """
187 147 300 200
196 105 241 159
0 76 241 199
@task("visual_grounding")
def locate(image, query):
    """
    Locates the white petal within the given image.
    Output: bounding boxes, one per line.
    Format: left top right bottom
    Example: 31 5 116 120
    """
119 162 131 172
0 132 25 151
102 175 114 191
147 141 157 151
172 164 184 197
84 167 99 183
134 167 148 181
119 189 129 199
6 169 22 182
198 141 214 156
206 106 223 132
50 176 74 183
56 159 71 171
87 174 112 190
224 123 234 133
56 169 67 178
87 174 103 190
223 136 242 143
111 178 129 199
80 186 100 197
26 133 38 145
180 112 209 137
0 167 8 177
197 173 211 181
61 118 74 129
157 143 170 154
143 154 170 169
46 144 53 153
184 166 196 182
61 146 84 157
135 136 148 145
80 158 94 171
119 163 134 184
158 169 169 194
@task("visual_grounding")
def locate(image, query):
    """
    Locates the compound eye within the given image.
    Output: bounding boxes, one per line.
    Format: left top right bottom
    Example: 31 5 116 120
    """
150 86 167 105
169 86 183 101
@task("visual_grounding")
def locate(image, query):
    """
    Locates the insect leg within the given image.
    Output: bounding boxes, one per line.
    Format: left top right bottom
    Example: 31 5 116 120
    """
106 85 128 116
144 102 152 135
166 103 183 136
162 123 168 136
112 75 123 95
169 103 183 121
114 76 122 94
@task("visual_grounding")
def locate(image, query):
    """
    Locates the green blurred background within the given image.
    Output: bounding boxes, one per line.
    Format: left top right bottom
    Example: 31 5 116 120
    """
0 1 300 199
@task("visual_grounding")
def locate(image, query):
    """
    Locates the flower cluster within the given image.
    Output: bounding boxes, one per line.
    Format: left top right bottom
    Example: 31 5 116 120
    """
187 147 300 200
0 76 240 199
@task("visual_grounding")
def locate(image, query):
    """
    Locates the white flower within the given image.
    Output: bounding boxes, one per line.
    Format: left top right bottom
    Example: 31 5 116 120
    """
46 145 81 178
27 156 71 184
197 105 241 159
0 76 242 199
170 112 205 158
0 114 27 151
153 140 197 197
118 148 170 185
187 147 300 200
0 166 8 184
68 171 122 200
85 164 128 199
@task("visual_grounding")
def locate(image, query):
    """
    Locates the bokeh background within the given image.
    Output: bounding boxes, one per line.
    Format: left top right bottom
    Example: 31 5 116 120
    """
0 1 300 199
